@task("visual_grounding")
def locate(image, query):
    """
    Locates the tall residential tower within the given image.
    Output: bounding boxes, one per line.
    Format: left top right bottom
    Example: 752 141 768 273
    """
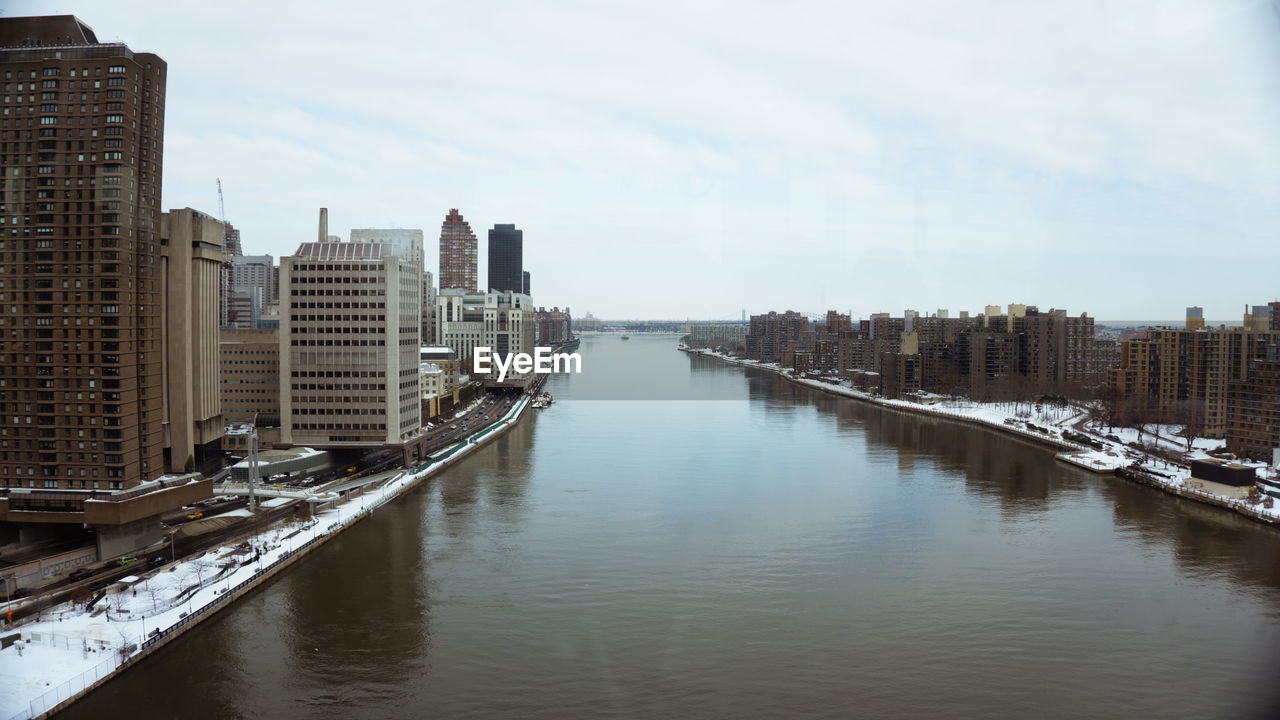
0 16 217 555
438 209 477 292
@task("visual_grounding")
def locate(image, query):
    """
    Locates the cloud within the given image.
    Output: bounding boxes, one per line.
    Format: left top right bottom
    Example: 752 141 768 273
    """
11 0 1278 318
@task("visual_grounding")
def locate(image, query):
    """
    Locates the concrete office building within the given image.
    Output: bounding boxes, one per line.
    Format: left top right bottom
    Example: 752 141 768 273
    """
488 223 523 293
229 254 274 317
439 208 477 292
220 327 280 424
160 209 225 477
279 210 422 449
0 17 218 556
226 286 262 329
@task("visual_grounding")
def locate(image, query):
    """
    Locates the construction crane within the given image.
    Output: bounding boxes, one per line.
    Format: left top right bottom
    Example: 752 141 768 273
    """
217 179 231 327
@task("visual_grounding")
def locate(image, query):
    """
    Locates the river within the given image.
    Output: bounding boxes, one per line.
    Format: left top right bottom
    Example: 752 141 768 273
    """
62 334 1280 719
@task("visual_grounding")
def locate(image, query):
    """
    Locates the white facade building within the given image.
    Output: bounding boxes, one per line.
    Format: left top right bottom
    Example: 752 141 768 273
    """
279 212 423 447
435 290 535 384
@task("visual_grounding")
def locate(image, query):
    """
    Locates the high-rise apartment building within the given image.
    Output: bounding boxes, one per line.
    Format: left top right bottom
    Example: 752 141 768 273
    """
1 15 167 489
488 223 523 293
439 208 477 292
1227 345 1280 462
0 17 222 556
1108 307 1280 437
279 212 422 449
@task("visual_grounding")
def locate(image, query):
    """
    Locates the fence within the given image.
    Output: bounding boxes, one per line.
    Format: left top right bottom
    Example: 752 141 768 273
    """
18 631 117 653
6 654 119 720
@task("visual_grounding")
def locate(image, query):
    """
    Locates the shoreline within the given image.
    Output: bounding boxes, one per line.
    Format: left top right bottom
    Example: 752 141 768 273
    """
683 347 1278 528
6 393 535 720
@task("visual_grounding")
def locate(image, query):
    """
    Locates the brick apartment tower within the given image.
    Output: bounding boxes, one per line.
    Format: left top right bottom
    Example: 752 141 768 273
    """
0 17 219 556
0 17 168 491
438 208 477 292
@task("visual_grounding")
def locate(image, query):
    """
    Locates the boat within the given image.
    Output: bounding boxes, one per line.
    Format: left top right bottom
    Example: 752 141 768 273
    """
620 335 630 340
532 392 554 409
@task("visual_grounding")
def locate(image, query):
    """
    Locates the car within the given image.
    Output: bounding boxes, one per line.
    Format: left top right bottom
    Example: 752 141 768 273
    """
69 568 94 582
12 588 32 599
151 556 166 568
186 512 204 520
117 556 138 566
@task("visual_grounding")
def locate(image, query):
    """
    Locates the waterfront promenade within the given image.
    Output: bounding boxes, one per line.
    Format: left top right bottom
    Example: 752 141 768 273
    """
0 393 534 720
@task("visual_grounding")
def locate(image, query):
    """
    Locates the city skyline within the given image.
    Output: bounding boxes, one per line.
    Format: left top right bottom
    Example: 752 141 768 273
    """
6 0 1278 320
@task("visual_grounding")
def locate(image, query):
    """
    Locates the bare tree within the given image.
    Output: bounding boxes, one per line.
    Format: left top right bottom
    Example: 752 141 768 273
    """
1124 396 1150 445
145 578 162 613
1176 398 1207 453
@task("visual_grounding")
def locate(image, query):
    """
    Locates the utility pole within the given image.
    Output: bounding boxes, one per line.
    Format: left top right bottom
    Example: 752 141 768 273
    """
247 426 259 514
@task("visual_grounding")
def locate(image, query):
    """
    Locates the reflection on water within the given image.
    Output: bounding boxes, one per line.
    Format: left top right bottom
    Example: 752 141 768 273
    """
62 334 1280 720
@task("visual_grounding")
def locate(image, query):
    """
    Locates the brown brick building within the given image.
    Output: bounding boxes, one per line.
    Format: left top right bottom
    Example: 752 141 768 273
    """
0 17 216 558
535 306 573 344
438 208 477 292
1227 346 1280 461
1107 310 1280 437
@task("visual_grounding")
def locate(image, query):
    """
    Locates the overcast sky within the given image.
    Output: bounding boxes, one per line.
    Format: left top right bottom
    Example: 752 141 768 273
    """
15 1 1280 320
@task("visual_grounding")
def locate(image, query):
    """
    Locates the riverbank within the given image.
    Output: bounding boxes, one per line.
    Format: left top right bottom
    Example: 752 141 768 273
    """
683 346 1280 527
0 393 534 720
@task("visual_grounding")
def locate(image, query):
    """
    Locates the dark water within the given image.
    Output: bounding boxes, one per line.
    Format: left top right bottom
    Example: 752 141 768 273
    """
64 335 1280 719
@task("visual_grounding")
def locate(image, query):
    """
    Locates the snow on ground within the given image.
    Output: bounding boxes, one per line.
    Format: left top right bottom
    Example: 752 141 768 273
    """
0 394 531 720
0 640 116 719
689 347 1280 518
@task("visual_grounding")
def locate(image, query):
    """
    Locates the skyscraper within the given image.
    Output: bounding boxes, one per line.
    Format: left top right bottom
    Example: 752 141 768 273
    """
0 17 169 491
488 223 523 293
0 17 219 557
522 270 531 296
438 208 477 292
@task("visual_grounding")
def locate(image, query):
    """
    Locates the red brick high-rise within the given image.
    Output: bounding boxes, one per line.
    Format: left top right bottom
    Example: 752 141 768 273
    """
438 208 477 291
